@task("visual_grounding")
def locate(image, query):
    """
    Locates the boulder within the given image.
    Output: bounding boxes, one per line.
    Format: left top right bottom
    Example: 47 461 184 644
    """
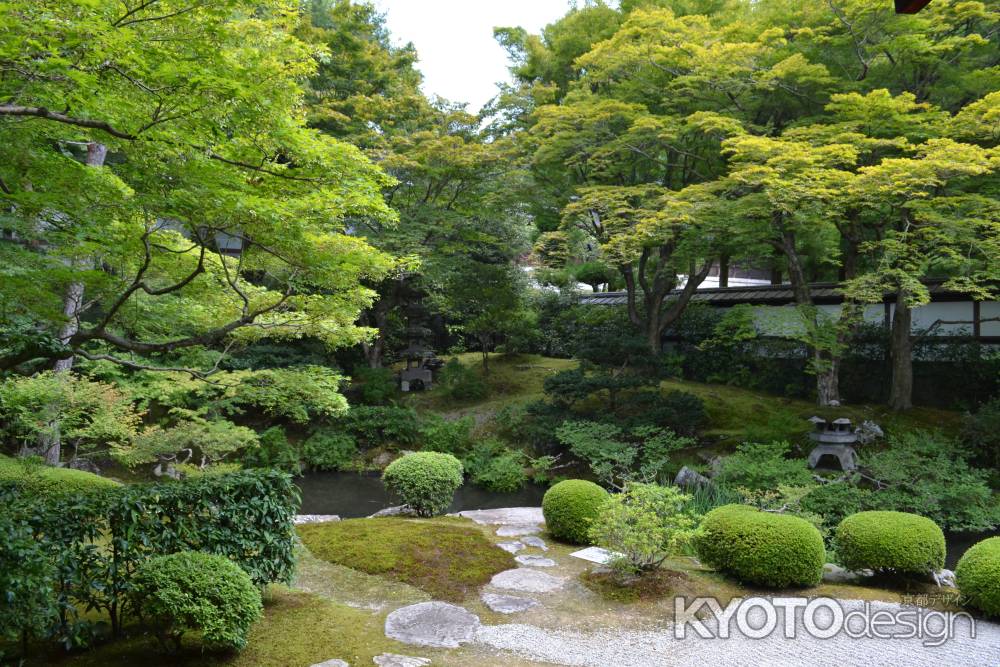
490 568 566 593
369 505 418 518
933 568 957 588
673 466 712 489
481 592 539 614
384 601 480 648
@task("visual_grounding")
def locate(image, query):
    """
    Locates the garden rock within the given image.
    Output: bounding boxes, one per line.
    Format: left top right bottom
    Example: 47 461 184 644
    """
855 420 885 445
490 568 566 593
384 601 480 648
673 466 711 489
294 514 341 525
497 541 524 554
369 505 418 518
932 568 957 588
311 660 349 667
521 536 547 550
456 507 544 525
496 523 542 537
372 654 431 667
481 592 539 614
515 554 556 568
821 563 873 584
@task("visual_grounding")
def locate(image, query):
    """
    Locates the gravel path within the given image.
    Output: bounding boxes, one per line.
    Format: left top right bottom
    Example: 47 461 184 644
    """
475 599 1000 667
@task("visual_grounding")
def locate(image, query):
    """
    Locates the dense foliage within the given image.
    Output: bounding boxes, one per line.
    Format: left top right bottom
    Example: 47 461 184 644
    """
956 537 1000 617
130 551 263 652
696 504 826 588
542 479 610 545
382 451 464 516
835 511 946 576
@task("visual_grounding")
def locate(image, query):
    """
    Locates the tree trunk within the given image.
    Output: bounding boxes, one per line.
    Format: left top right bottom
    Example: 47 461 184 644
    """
888 290 913 411
359 295 391 368
815 353 841 406
44 142 106 464
718 253 729 288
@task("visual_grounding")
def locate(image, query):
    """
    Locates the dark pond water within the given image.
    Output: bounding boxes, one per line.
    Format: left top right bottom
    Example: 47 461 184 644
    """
296 472 995 568
296 471 548 519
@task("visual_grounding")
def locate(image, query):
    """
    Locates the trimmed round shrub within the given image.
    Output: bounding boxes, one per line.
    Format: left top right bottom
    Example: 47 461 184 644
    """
956 537 1000 617
130 551 262 652
0 455 119 498
382 452 464 517
542 479 609 544
695 504 825 588
836 511 945 575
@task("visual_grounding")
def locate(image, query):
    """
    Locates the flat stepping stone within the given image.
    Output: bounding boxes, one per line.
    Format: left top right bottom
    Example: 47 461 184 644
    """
569 546 618 565
481 592 539 614
515 554 556 567
311 660 349 667
384 601 480 648
490 568 566 593
455 507 544 525
294 514 341 525
496 523 542 537
520 536 547 551
373 654 430 667
497 541 524 554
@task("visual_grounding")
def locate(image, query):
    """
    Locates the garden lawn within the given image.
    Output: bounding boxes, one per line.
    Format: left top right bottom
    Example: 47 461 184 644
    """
296 517 515 601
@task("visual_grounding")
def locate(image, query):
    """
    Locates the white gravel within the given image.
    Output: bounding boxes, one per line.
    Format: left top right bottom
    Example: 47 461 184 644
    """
475 599 1000 666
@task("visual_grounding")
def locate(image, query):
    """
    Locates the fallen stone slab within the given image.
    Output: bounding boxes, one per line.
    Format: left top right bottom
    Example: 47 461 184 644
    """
490 568 566 593
454 507 544 525
520 536 547 551
515 554 556 568
481 592 539 614
372 654 430 667
496 523 542 537
569 547 619 565
294 514 341 525
310 660 349 667
497 541 524 554
384 601 480 648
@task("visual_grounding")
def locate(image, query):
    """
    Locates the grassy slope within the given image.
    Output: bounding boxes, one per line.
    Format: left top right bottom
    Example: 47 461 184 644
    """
403 353 959 446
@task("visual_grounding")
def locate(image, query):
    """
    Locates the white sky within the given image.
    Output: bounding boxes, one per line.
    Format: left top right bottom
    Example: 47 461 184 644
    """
372 0 574 112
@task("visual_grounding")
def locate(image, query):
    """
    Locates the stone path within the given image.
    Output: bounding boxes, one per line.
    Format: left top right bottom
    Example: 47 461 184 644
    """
384 601 480 648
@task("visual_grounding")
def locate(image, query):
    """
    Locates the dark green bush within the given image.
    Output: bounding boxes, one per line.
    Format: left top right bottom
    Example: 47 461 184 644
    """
419 414 474 455
463 440 527 492
956 537 1000 617
542 479 609 544
131 551 262 651
382 452 464 516
800 483 873 530
354 366 397 405
625 390 707 436
340 405 420 449
961 398 1000 471
302 429 357 471
835 511 945 575
437 358 488 401
0 509 57 653
695 504 825 587
242 426 300 473
716 441 813 491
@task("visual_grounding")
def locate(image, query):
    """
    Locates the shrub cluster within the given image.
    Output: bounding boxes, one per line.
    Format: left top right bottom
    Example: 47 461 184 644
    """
302 429 358 471
0 454 119 497
0 469 297 649
695 504 825 587
382 452 464 516
542 479 609 544
131 551 262 652
956 537 1000 617
835 511 945 576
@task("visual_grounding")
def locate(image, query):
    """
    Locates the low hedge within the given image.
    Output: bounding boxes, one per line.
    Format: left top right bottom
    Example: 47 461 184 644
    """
131 551 262 651
695 504 825 587
382 451 464 516
836 511 945 575
956 537 1000 617
542 479 609 544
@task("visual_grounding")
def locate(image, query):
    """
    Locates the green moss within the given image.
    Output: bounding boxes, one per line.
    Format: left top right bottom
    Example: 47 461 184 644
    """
836 511 945 575
542 479 609 545
296 517 514 601
956 536 1000 617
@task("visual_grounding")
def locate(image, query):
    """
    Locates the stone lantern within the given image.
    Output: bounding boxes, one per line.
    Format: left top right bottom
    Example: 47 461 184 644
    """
806 416 859 471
